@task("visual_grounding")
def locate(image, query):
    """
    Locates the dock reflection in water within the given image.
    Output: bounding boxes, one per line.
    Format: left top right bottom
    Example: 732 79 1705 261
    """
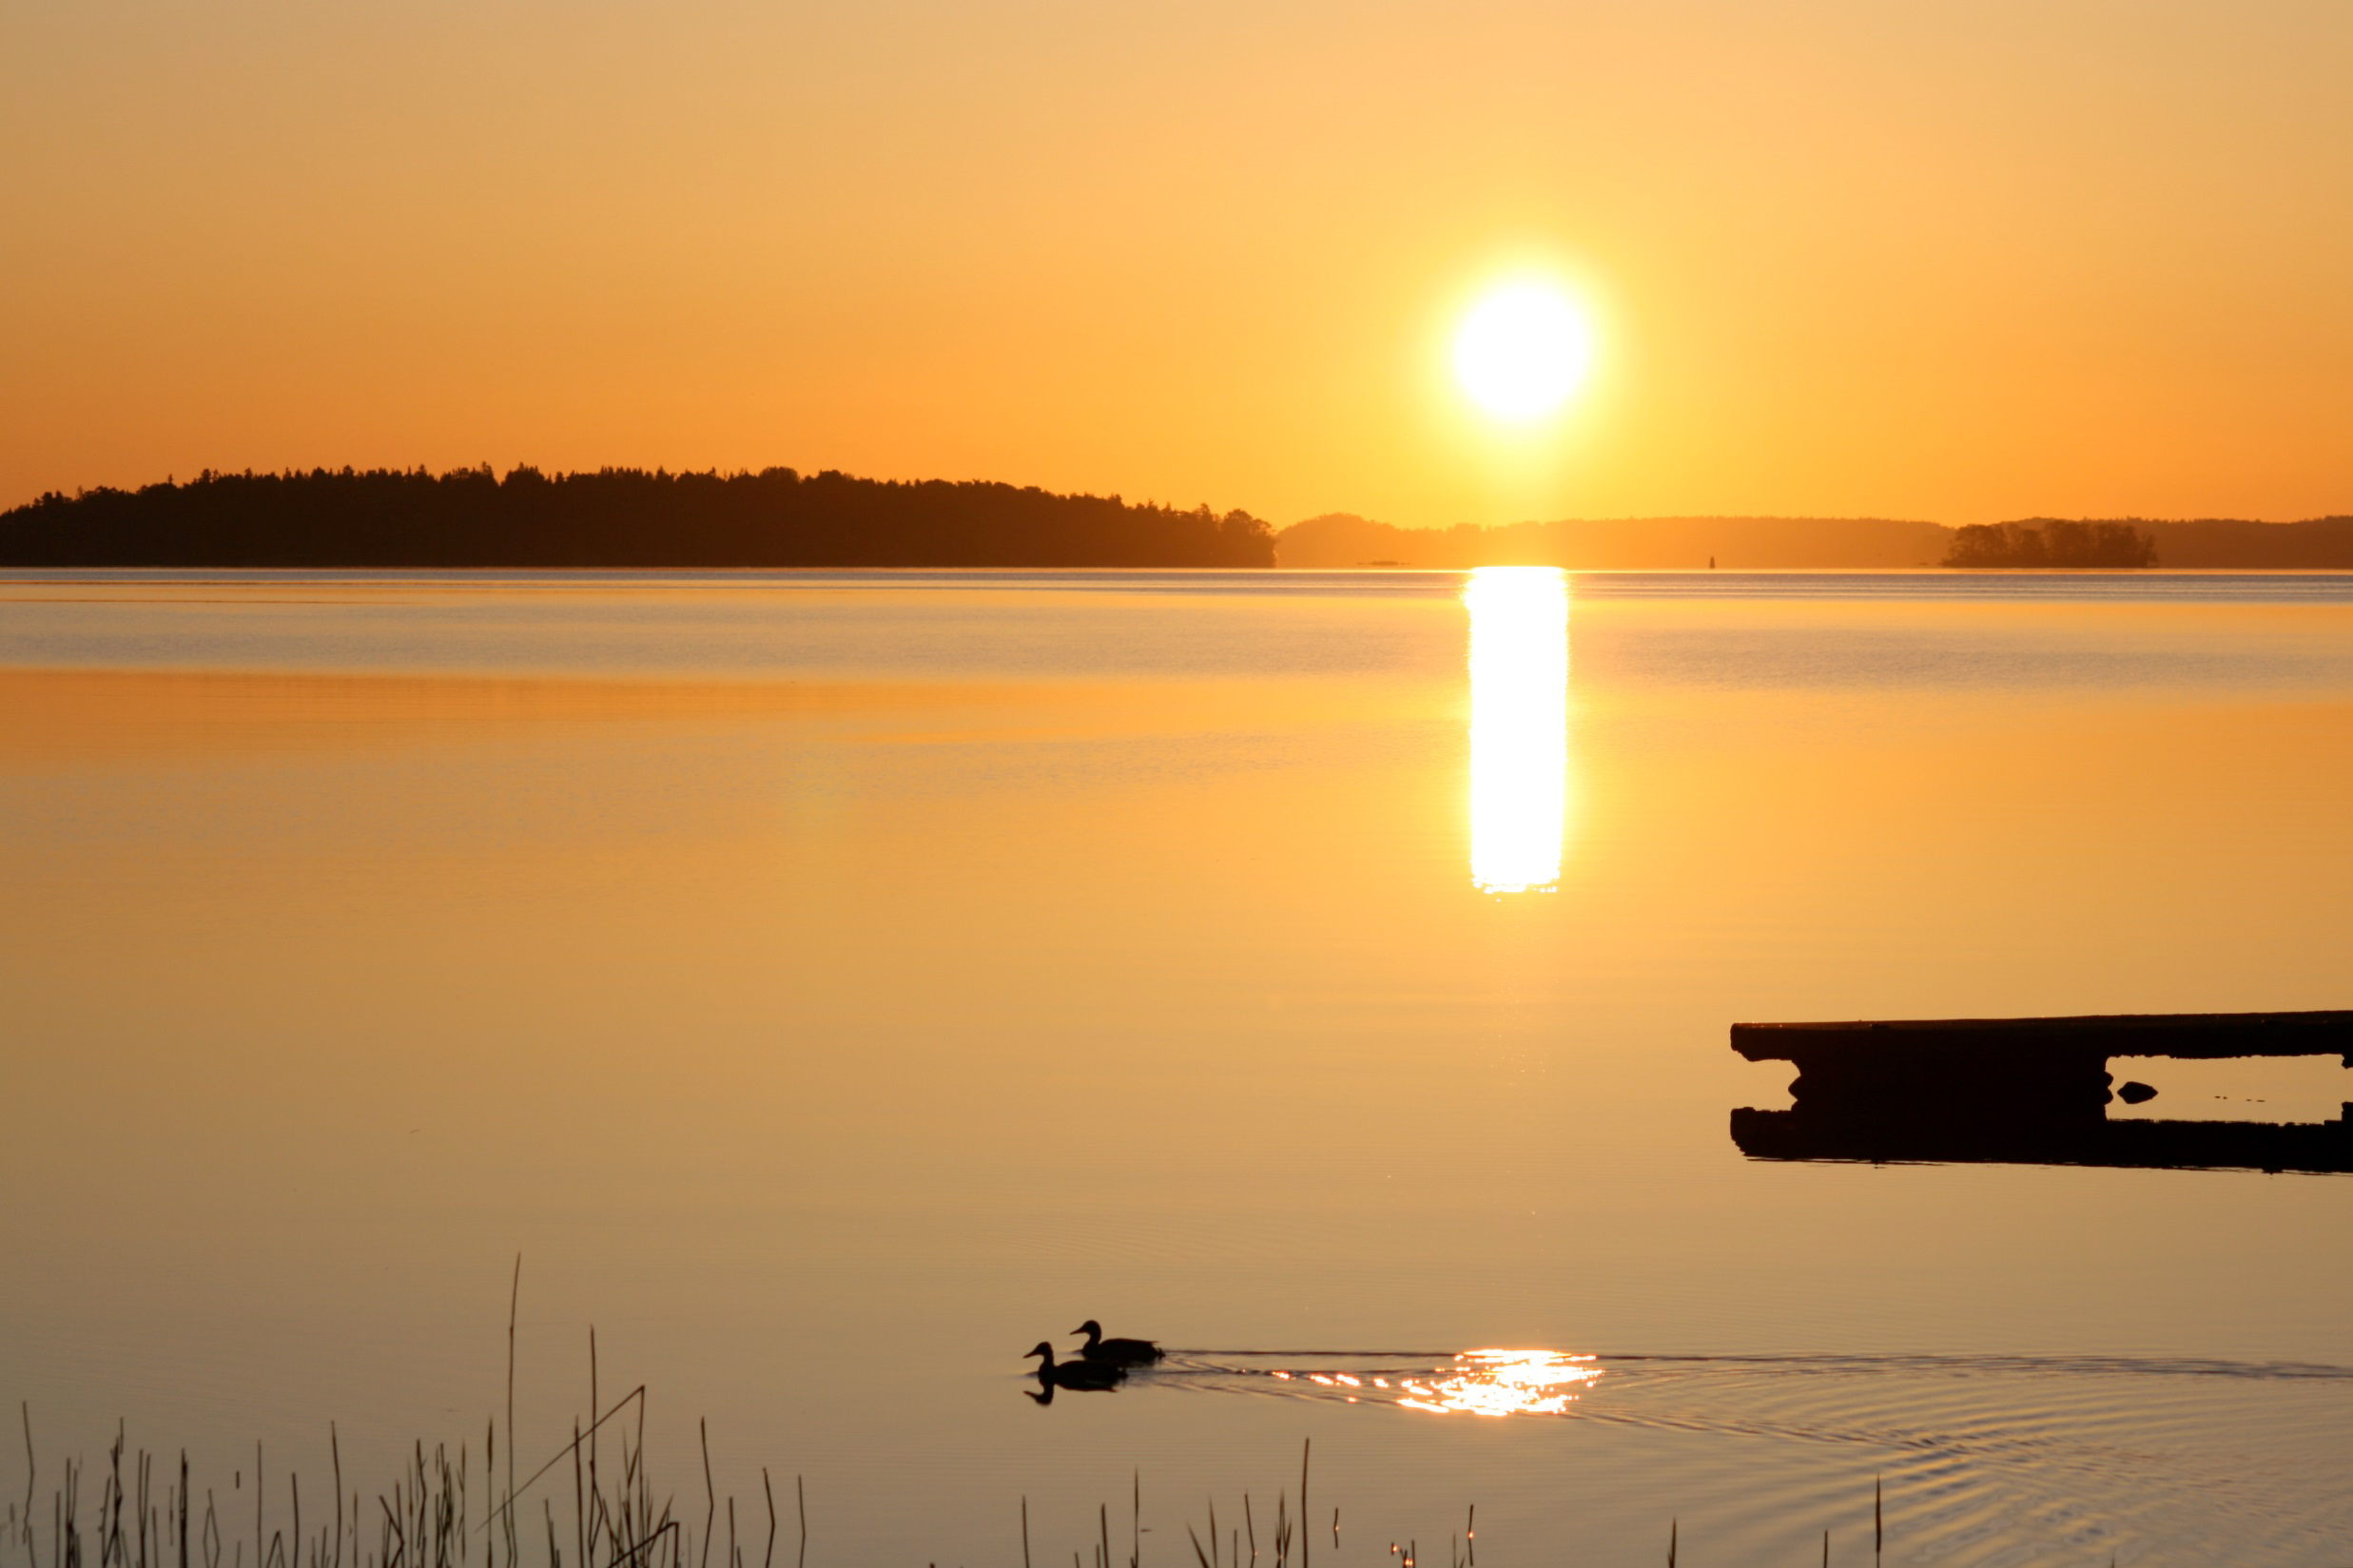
1465 567 1569 894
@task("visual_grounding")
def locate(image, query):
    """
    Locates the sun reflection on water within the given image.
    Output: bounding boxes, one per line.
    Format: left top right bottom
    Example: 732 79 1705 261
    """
1262 1349 1603 1416
1393 1349 1604 1417
1465 567 1569 894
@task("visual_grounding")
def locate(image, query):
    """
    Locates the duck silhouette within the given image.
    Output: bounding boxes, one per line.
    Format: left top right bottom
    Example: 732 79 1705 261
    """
1026 1341 1125 1392
1071 1320 1164 1368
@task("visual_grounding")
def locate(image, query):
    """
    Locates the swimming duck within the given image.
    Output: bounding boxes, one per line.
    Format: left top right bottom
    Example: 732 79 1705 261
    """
1071 1320 1164 1368
1026 1341 1125 1390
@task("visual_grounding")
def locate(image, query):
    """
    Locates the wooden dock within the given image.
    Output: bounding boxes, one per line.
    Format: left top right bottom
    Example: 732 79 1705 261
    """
1729 1010 2353 1174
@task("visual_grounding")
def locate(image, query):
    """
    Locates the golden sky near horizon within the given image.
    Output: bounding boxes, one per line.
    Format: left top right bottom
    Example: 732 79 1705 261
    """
3 0 2349 526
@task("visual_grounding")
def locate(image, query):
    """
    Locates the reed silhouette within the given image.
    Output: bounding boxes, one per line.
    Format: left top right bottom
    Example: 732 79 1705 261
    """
5 1366 2001 1568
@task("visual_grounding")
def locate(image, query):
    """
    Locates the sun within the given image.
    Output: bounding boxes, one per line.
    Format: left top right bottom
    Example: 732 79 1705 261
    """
1452 281 1594 422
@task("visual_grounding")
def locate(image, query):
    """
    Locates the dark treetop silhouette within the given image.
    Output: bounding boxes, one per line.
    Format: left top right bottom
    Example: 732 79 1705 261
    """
0 465 1276 569
1942 519 2158 568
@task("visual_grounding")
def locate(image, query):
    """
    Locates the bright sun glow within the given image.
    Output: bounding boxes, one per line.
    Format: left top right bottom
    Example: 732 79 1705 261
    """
1452 282 1594 421
1466 567 1569 894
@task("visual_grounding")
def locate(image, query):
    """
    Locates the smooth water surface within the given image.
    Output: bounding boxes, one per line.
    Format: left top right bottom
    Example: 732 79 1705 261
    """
4 571 2350 1566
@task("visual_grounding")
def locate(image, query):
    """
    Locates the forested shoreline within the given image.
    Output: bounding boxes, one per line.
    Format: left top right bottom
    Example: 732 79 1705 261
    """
0 466 1277 568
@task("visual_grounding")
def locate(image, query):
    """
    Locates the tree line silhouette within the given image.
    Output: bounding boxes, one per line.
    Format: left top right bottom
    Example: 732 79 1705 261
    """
1943 519 2158 568
0 466 1276 568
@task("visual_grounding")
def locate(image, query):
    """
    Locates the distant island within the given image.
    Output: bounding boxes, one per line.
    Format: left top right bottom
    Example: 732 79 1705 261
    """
7 466 2351 570
0 466 1276 568
1274 512 2353 570
1942 519 2155 568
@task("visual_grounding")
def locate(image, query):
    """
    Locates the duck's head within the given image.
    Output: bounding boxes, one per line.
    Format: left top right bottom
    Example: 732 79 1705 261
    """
1071 1320 1103 1341
1024 1342 1055 1361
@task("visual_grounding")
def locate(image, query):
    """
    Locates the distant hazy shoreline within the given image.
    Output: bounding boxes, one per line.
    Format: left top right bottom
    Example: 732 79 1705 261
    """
1275 512 2353 571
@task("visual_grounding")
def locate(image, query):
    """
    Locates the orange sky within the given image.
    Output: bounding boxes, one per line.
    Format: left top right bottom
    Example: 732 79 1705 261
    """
4 1 2349 525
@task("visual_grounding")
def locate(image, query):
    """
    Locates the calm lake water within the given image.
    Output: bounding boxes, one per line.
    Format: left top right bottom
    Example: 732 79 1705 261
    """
4 570 2350 1567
